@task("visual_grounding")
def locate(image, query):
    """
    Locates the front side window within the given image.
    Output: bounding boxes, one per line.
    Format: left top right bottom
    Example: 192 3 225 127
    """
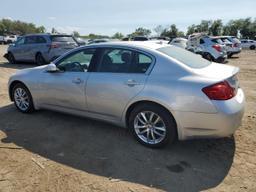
97 48 133 73
25 36 37 44
57 49 95 72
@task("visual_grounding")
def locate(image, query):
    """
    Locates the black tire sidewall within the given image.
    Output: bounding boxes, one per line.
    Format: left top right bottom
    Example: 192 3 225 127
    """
12 83 34 113
250 45 255 50
36 53 45 65
128 104 177 148
8 53 16 64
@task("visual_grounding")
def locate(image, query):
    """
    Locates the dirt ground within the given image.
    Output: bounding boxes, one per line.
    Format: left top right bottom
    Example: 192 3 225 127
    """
0 45 255 192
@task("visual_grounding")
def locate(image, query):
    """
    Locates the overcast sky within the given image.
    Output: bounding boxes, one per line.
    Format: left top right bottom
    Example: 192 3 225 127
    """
1 0 255 35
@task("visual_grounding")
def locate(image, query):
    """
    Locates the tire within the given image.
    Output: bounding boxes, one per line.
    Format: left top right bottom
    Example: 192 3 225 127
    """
8 53 16 64
128 103 177 148
36 53 46 65
203 53 213 61
228 53 233 58
12 83 35 113
250 45 255 50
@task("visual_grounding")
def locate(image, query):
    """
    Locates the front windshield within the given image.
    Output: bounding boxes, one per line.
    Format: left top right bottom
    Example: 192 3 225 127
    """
157 46 211 69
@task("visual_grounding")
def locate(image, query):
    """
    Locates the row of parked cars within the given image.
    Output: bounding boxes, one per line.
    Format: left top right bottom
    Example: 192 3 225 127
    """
3 32 255 65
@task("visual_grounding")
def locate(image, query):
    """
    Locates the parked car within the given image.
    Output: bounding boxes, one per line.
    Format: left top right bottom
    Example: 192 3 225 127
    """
4 35 18 44
8 41 245 148
0 35 5 44
75 37 86 46
87 39 110 44
240 39 256 50
219 36 242 57
131 36 149 41
169 37 188 49
187 33 227 63
5 34 78 65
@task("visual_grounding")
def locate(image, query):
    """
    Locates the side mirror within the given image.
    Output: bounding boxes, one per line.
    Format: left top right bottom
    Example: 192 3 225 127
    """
46 63 58 72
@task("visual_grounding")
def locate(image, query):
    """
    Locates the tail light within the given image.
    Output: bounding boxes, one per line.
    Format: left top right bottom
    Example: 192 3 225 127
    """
212 44 221 52
233 43 238 47
202 81 235 100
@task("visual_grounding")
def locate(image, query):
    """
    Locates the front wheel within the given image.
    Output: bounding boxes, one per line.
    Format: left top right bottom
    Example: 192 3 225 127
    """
8 53 16 64
128 103 177 148
250 45 255 50
12 83 35 113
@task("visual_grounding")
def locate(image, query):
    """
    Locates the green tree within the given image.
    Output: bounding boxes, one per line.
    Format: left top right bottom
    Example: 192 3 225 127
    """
72 31 80 37
132 27 151 37
112 32 124 39
154 25 165 36
209 19 223 36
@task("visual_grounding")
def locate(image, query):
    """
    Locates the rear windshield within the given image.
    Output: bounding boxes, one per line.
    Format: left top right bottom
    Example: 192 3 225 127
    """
157 46 211 69
211 38 223 44
51 35 76 43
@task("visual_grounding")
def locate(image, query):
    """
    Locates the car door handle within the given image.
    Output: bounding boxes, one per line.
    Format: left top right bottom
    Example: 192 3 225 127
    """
72 78 83 84
125 79 140 87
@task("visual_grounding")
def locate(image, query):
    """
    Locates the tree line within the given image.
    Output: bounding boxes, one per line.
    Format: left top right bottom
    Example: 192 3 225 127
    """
0 19 45 36
1 17 255 40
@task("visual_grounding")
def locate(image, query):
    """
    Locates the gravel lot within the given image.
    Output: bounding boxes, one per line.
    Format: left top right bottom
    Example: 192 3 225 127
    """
0 45 255 192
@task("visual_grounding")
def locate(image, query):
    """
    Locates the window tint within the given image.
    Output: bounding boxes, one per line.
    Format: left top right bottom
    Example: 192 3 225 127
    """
157 46 211 69
200 39 205 44
36 36 46 44
97 48 132 73
211 38 223 44
16 37 25 45
51 35 76 43
130 53 152 73
57 49 95 72
25 36 37 44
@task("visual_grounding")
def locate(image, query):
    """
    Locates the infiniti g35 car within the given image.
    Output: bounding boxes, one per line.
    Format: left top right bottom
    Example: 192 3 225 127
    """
8 42 245 148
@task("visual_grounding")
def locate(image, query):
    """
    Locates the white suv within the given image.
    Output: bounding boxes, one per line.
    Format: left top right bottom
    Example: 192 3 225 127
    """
240 39 256 50
4 35 18 44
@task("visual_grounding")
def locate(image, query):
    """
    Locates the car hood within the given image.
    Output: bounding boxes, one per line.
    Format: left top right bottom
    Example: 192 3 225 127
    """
13 65 47 76
193 62 239 80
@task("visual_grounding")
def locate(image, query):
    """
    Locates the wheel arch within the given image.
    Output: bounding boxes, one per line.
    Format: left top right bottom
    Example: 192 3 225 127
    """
124 100 179 138
9 80 29 101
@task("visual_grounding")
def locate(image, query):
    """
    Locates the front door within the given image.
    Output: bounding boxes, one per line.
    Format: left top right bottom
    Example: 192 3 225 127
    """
39 48 96 111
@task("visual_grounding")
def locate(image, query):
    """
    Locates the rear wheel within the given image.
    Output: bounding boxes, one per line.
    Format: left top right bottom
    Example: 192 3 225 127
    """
128 103 177 148
203 53 213 61
12 83 35 113
36 53 46 65
8 53 16 64
250 45 255 50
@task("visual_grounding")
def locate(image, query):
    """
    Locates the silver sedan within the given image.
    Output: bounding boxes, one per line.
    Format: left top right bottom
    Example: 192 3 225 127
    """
8 42 245 148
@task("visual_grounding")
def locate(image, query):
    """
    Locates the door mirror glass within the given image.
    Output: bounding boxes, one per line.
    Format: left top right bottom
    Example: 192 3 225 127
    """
46 63 58 72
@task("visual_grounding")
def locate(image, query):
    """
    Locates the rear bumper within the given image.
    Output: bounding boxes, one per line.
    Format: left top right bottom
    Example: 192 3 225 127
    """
176 88 245 140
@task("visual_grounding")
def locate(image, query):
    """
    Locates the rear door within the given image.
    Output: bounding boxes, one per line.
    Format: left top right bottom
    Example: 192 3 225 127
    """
86 47 153 121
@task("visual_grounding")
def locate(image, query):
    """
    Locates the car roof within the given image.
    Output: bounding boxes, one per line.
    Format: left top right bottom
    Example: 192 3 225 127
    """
85 41 168 50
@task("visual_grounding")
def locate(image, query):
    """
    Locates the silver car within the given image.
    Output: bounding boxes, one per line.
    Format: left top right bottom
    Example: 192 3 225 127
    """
8 42 245 148
5 34 78 65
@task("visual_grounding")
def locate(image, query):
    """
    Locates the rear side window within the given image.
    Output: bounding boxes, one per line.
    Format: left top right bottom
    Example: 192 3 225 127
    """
200 39 205 44
97 48 133 73
157 46 211 69
36 36 47 44
96 48 152 73
130 53 152 73
211 38 223 44
51 35 76 43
